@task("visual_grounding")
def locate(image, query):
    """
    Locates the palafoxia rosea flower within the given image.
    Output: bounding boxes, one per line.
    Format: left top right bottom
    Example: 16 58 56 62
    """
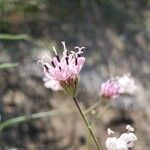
101 78 119 99
100 74 137 99
38 41 85 97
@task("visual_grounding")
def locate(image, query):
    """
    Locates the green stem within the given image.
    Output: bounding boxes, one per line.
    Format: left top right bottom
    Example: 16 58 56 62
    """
72 97 101 150
84 100 102 115
0 109 70 132
0 98 105 136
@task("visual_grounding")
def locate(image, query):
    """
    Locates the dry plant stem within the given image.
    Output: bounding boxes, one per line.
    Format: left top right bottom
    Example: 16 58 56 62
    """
84 100 102 114
72 97 101 150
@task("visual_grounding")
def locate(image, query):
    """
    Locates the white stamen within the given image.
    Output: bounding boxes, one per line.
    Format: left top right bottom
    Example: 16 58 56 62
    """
37 60 44 65
70 51 76 55
126 125 134 132
61 41 67 51
70 51 77 58
126 125 131 130
53 46 57 55
75 46 85 53
129 127 134 132
107 128 114 135
37 55 52 65
42 55 52 62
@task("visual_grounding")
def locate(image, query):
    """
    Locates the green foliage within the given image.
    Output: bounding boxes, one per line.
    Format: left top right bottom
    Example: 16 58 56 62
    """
0 63 18 69
0 34 28 40
0 109 70 131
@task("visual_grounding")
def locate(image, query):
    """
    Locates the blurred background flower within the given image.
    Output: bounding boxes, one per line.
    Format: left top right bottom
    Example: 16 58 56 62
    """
118 74 137 95
106 125 137 150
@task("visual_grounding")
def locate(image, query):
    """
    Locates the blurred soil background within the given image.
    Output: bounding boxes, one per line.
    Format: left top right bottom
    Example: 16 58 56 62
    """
0 0 150 149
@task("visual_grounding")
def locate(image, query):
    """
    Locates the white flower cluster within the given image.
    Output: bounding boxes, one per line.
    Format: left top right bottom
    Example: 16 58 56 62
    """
43 77 62 91
117 74 137 95
106 125 137 150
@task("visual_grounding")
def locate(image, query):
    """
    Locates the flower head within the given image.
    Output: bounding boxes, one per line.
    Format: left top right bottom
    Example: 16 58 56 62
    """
38 42 85 97
106 125 137 150
106 137 119 150
100 74 137 99
101 78 119 99
119 125 137 148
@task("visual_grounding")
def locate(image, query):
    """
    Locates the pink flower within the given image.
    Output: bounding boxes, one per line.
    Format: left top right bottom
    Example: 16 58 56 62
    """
101 79 119 99
38 42 85 81
38 41 85 97
100 74 137 99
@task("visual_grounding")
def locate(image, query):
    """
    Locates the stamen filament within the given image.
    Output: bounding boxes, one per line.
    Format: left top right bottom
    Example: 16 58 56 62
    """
75 46 85 52
53 46 57 55
61 41 69 56
59 66 61 71
44 64 49 71
51 61 56 68
61 41 67 51
65 57 69 65
75 58 78 65
56 55 60 62
37 60 44 65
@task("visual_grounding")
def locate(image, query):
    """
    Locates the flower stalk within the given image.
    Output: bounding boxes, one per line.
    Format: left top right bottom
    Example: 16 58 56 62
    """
72 97 101 150
38 42 102 149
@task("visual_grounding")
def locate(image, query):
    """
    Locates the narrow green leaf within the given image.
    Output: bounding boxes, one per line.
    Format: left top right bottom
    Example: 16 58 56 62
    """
0 63 18 69
0 34 28 41
0 109 71 131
